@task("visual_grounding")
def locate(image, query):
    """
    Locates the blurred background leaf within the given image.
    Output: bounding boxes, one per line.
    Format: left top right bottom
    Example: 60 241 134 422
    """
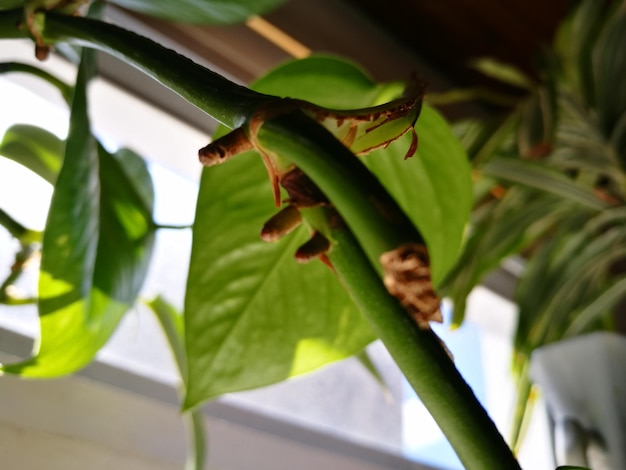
107 0 286 25
442 0 626 450
1 48 156 377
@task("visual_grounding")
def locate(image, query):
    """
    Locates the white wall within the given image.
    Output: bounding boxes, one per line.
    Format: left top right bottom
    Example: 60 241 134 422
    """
0 360 434 470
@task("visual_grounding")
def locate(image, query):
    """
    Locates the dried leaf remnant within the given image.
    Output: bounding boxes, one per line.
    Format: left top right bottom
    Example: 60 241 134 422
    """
380 243 442 329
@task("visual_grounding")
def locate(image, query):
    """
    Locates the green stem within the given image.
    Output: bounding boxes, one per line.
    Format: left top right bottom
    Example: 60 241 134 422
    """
261 106 517 466
0 208 42 244
41 11 275 129
319 209 520 469
0 61 72 102
0 8 276 129
0 210 41 304
0 243 38 305
185 406 207 470
154 223 193 230
148 296 207 470
258 116 519 465
0 207 28 239
0 295 36 305
258 111 425 272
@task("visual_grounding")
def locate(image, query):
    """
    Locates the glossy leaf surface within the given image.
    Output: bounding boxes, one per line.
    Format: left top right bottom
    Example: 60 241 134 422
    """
362 105 472 286
107 0 285 25
185 151 375 405
185 56 469 405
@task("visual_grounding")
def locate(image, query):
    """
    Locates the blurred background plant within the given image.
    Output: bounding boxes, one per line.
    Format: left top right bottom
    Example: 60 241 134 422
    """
440 0 626 452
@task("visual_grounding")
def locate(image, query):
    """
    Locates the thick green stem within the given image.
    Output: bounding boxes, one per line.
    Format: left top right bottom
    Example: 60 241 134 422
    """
1 7 516 465
0 208 41 244
321 210 520 469
41 11 277 128
258 111 425 272
0 8 275 129
259 111 519 466
0 207 28 240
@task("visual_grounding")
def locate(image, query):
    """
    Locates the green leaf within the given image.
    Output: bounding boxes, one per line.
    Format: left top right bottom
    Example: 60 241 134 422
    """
442 189 569 325
356 349 392 401
147 296 186 376
469 57 534 90
592 5 626 138
147 296 207 470
470 112 520 166
185 152 374 405
0 124 64 184
1 50 155 377
362 105 472 285
112 147 155 213
184 56 469 405
565 275 626 337
482 159 609 211
515 225 626 354
182 59 383 405
107 0 285 25
517 88 555 158
555 0 606 107
257 56 471 283
252 55 386 109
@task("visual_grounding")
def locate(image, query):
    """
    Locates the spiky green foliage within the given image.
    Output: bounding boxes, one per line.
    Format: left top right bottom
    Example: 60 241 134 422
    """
442 0 626 449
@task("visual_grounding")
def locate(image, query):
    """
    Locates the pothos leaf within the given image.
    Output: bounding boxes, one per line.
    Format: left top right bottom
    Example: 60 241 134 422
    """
1 49 155 377
184 55 469 406
362 105 472 286
184 151 374 406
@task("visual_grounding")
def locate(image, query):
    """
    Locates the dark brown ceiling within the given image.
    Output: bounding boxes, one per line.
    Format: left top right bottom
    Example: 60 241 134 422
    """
264 0 570 118
342 0 569 89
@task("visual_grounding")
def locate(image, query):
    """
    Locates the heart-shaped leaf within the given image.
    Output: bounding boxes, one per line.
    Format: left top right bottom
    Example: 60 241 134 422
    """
184 56 470 406
362 104 472 286
185 150 374 405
